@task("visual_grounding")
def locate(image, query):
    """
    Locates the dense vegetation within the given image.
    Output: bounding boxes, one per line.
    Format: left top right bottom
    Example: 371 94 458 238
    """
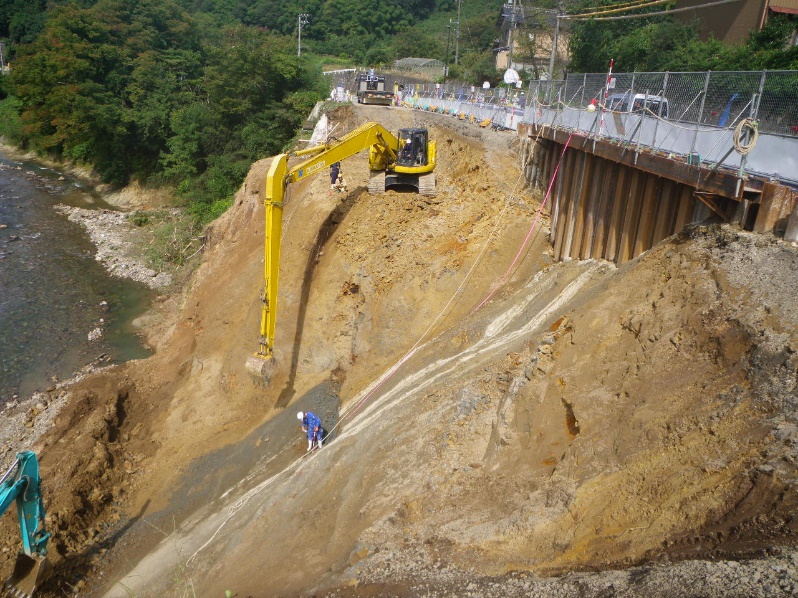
0 0 328 223
0 0 503 224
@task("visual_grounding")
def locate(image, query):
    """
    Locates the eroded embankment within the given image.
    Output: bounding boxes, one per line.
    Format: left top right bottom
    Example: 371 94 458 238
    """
2 104 798 598
102 105 798 597
104 219 798 598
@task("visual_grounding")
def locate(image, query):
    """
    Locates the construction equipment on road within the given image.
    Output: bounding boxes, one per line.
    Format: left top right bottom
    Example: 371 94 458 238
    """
355 71 394 106
246 121 437 379
0 451 51 597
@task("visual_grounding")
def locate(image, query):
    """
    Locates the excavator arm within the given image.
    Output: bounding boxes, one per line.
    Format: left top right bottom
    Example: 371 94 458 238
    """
0 450 51 597
247 122 401 378
287 121 400 181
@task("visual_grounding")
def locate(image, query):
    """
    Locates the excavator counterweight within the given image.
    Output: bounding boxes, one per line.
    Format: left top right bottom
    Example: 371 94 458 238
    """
246 121 437 380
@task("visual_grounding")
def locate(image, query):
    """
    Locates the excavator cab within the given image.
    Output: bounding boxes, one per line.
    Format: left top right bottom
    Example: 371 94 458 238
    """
369 127 436 196
396 129 429 167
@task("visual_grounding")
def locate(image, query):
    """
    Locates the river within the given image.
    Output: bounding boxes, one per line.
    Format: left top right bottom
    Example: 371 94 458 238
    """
0 150 152 401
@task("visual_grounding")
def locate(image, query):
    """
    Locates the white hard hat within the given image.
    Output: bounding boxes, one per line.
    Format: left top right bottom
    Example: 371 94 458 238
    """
405 139 411 144
297 411 304 420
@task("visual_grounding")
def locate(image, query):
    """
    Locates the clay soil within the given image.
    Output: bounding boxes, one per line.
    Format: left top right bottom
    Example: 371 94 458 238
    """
1 103 797 597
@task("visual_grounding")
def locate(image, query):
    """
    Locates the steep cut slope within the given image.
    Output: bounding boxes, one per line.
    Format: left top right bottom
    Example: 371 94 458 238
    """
2 104 797 597
105 220 798 597
100 105 798 596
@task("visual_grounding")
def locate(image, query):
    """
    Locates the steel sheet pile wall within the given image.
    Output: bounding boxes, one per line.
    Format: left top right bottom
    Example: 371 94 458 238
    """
521 135 697 264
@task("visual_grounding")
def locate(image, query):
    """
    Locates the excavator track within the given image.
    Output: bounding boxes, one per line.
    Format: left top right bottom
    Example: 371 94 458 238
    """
418 172 436 197
368 170 386 194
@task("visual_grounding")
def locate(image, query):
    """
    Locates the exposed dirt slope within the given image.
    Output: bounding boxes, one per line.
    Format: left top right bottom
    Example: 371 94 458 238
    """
1 104 797 598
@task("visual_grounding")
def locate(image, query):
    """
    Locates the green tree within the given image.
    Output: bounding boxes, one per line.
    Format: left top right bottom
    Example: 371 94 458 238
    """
161 24 325 219
0 0 48 45
611 21 696 72
10 0 201 182
0 95 23 143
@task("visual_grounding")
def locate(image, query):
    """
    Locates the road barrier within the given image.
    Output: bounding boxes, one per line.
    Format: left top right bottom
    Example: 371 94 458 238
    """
398 70 798 187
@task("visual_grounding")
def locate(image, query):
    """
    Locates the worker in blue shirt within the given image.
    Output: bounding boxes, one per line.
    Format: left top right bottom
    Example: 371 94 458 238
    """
297 411 324 451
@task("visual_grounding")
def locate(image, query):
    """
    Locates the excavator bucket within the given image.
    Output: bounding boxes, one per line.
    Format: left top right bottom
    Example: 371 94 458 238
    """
245 354 276 380
6 553 50 597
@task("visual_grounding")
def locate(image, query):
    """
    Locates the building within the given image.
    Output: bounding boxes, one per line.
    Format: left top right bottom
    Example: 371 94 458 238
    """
675 0 798 45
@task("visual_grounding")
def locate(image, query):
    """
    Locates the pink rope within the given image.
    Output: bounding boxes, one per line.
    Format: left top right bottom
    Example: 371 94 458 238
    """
471 132 573 314
342 348 418 421
344 131 573 422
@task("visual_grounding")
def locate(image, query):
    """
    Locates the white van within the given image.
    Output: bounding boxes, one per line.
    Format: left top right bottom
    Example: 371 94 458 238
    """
607 93 669 119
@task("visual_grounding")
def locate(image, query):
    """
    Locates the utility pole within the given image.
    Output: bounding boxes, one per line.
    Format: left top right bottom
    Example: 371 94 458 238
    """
444 19 452 82
297 14 309 57
454 0 462 65
0 42 6 73
548 5 561 80
508 1 516 71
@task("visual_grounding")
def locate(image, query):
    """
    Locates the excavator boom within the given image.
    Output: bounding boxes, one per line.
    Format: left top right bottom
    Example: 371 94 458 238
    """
288 122 400 180
246 121 434 379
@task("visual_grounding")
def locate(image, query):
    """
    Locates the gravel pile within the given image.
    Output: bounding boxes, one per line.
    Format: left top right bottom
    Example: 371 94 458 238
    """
341 548 798 597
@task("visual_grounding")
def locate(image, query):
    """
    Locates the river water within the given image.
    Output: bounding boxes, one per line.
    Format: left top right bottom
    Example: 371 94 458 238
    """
0 150 152 401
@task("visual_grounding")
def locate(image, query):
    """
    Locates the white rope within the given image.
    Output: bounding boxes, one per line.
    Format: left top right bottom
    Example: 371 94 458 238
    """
696 101 753 161
185 126 537 566
331 166 530 432
733 118 758 155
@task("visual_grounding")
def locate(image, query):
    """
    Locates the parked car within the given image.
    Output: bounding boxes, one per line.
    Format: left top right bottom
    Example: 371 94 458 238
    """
607 92 669 118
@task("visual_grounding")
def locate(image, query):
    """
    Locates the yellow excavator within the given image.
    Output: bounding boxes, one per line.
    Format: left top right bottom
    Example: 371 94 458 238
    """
246 121 436 378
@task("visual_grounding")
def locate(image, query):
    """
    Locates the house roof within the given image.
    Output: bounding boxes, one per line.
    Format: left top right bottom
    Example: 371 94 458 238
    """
769 0 798 13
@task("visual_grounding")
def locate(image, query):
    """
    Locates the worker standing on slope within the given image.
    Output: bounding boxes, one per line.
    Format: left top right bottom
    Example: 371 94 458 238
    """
297 411 324 451
330 162 340 191
333 165 348 193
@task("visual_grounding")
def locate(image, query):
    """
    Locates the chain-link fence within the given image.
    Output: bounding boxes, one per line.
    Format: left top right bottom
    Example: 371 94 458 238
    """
393 58 446 80
398 70 798 186
540 71 798 136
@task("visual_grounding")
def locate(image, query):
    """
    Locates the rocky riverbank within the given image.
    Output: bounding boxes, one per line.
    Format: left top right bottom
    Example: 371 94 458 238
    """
0 150 167 461
0 356 115 463
54 205 172 289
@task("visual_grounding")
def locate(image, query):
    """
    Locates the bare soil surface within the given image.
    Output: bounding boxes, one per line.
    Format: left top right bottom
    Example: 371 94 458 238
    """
2 104 797 597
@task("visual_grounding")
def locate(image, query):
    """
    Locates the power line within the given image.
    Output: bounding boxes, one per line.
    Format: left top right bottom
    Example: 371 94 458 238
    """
563 0 743 21
568 0 672 19
524 0 665 22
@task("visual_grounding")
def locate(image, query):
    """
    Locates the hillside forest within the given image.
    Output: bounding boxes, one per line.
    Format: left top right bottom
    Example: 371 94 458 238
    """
0 0 796 232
